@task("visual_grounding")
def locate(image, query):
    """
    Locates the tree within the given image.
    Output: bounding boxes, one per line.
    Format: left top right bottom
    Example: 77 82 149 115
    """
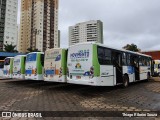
123 43 141 52
4 44 18 53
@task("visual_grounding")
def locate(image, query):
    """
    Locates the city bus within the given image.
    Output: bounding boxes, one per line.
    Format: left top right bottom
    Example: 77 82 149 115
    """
67 42 153 87
3 57 14 78
154 60 160 76
44 48 67 82
25 52 44 80
0 60 4 77
13 55 26 79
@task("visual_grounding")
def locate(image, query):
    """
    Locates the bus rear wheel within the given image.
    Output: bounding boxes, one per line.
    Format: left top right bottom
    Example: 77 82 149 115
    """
123 75 129 88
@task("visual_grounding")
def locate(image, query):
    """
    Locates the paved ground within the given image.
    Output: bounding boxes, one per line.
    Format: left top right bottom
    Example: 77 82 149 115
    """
0 77 159 120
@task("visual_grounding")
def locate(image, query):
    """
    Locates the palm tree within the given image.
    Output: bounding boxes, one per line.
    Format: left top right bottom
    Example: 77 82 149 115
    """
4 44 18 53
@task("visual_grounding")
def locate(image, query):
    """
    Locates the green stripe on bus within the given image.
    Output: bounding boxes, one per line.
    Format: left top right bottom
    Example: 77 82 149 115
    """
37 53 42 74
61 49 67 75
93 44 100 77
10 58 13 74
21 57 25 74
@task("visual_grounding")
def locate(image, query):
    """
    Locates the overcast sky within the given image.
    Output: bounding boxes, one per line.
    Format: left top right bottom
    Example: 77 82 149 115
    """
18 0 160 51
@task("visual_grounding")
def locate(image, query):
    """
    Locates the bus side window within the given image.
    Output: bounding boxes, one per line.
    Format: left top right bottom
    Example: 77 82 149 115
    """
0 61 4 68
98 46 112 65
104 49 112 65
158 64 160 69
41 54 44 67
4 59 10 65
126 54 131 66
98 47 105 65
139 57 142 66
122 53 127 65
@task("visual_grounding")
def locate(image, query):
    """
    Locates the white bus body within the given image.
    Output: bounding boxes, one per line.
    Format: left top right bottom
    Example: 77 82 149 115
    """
154 60 160 76
13 55 26 79
25 52 44 80
67 43 152 87
44 48 67 82
3 57 14 78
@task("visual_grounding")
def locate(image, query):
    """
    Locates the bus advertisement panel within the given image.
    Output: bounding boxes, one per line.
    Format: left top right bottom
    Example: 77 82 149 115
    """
3 57 14 78
44 48 67 82
13 55 26 79
25 52 44 80
67 44 94 85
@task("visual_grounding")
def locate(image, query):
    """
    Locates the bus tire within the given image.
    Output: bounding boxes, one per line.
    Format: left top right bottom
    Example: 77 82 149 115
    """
123 75 129 88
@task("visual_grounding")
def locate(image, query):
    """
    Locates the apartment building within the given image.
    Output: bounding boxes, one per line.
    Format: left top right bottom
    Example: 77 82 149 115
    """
69 20 103 46
0 0 18 51
18 0 59 53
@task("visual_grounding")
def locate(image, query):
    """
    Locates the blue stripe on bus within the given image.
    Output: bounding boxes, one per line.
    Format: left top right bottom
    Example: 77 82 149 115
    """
25 70 32 74
3 70 8 74
45 70 54 75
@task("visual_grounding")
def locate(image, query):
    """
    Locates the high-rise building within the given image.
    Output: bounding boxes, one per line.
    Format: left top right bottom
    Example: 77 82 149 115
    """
69 20 103 46
18 0 59 53
0 0 18 51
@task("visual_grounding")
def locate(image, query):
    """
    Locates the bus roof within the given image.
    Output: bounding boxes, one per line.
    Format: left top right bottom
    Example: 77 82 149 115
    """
45 48 67 52
154 60 160 62
69 42 152 58
14 55 26 57
26 52 44 55
4 57 14 59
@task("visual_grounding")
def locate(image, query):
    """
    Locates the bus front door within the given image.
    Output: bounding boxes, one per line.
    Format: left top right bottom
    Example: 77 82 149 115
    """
132 56 140 81
112 52 123 84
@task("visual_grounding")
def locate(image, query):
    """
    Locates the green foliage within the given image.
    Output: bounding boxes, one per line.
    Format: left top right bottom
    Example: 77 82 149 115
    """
123 43 141 52
4 44 18 53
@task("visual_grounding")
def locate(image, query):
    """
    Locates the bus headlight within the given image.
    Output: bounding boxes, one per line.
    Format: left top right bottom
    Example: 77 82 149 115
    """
35 68 37 76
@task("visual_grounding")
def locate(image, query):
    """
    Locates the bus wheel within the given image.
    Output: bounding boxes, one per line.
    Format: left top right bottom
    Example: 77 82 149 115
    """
123 75 129 88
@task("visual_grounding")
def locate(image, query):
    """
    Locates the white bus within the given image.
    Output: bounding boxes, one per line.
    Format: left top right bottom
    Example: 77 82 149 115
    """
13 55 26 79
3 57 14 78
154 60 160 76
67 43 153 87
25 52 44 80
44 48 67 82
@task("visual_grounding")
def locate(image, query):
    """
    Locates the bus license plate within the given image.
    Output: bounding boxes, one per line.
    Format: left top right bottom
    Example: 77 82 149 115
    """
76 76 81 79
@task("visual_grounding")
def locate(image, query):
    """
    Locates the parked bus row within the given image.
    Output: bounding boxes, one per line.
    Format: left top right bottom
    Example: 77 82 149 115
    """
2 43 154 87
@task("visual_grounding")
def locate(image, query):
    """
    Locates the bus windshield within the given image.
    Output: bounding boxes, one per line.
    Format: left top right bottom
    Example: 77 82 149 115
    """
4 58 10 65
26 53 37 62
0 60 4 68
